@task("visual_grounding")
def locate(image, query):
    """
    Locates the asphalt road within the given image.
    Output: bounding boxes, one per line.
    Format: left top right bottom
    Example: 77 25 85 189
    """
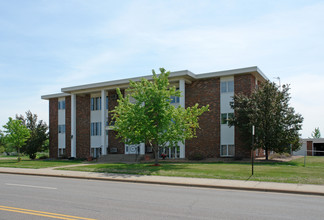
0 174 323 220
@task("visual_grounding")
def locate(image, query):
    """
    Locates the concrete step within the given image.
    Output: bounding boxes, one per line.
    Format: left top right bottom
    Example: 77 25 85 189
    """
98 154 144 163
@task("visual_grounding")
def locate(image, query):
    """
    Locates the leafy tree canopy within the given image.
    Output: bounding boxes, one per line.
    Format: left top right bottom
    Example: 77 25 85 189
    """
0 130 5 154
3 117 30 161
0 130 16 155
16 110 48 159
229 81 303 160
111 68 209 165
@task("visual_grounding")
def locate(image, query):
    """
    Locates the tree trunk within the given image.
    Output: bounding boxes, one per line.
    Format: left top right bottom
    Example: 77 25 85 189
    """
154 149 159 166
265 146 268 160
152 143 159 166
17 147 21 162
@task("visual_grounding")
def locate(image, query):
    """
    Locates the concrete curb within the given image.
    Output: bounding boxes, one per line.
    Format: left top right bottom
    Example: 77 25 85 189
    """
1 170 324 197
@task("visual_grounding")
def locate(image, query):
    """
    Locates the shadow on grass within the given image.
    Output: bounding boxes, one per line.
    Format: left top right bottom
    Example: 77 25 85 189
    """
62 162 194 177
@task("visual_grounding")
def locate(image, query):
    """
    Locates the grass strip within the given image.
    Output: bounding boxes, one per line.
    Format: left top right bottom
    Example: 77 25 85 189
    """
58 157 324 185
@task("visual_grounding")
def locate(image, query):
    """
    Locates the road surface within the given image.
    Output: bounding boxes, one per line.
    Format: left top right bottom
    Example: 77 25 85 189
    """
0 174 323 219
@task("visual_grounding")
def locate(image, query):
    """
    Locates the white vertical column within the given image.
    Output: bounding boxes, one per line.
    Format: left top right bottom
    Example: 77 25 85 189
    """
140 143 145 155
71 94 76 157
179 79 185 158
101 90 107 155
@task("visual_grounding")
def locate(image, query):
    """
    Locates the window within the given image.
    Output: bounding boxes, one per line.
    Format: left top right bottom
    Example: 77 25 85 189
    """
91 97 102 111
91 122 102 136
228 145 235 156
58 100 65 110
58 148 66 157
221 113 234 125
221 114 227 124
58 125 65 134
170 88 180 104
90 96 108 110
221 82 227 93
228 81 234 92
221 81 234 93
221 145 227 156
170 96 180 104
221 145 235 157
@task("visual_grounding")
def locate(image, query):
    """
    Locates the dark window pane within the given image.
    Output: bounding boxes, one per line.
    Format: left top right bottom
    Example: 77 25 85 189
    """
221 113 227 124
221 82 227 93
228 81 234 92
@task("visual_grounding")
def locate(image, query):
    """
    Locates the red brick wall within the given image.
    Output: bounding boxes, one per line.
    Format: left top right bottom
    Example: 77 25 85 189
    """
307 141 313 156
108 89 125 154
253 148 266 157
76 94 90 158
234 74 256 158
65 96 71 157
49 98 58 158
185 78 220 158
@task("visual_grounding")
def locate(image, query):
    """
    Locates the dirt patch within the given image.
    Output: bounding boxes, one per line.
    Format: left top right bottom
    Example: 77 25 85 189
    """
255 156 303 162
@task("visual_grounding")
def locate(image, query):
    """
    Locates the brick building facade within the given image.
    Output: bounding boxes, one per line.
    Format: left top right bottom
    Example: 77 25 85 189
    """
42 66 268 159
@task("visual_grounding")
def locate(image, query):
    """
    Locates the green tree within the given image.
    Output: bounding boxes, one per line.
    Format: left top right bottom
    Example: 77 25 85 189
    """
16 110 48 159
229 81 303 160
111 68 209 165
3 117 30 161
0 130 16 155
0 130 5 154
311 127 321 139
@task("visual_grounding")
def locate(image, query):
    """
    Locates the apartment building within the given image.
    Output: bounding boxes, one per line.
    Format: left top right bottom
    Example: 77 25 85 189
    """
41 66 268 159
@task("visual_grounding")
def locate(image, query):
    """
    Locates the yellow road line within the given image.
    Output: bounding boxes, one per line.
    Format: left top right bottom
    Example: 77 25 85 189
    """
0 205 96 220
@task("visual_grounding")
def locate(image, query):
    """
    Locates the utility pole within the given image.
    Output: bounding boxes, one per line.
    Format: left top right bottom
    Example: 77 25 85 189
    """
251 125 255 176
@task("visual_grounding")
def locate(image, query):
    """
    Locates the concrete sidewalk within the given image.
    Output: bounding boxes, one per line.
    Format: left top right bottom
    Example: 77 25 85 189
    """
0 166 324 196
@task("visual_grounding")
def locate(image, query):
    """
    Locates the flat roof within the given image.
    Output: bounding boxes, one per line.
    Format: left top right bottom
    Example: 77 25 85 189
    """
41 92 70 100
302 138 324 143
42 66 268 99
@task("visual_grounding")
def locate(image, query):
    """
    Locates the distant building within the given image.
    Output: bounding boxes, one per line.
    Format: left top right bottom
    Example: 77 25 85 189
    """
41 66 268 159
294 138 324 156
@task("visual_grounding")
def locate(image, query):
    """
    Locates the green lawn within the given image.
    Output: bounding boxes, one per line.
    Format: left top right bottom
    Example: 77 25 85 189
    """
58 157 324 185
0 157 82 169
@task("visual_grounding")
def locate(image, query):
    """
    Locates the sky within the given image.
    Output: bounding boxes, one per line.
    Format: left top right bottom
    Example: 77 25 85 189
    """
0 0 323 138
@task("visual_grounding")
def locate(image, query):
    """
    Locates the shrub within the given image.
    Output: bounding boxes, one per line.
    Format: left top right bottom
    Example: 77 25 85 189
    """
39 155 48 160
269 152 291 160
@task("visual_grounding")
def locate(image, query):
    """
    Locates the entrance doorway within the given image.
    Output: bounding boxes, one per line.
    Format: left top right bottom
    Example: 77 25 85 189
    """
314 143 324 156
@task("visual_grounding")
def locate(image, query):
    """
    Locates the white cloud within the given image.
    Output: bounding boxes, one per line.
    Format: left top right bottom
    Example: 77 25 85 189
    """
85 1 324 74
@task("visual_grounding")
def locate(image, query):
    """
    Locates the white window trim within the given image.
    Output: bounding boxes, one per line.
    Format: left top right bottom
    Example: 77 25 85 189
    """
220 144 235 157
90 97 102 111
220 113 234 125
90 122 102 136
220 80 234 93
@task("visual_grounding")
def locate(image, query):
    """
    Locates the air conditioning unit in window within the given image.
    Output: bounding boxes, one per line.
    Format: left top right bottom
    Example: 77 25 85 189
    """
110 147 118 153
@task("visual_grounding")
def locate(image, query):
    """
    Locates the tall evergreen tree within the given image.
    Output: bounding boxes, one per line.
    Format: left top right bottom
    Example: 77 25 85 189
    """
229 81 303 160
311 127 321 139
